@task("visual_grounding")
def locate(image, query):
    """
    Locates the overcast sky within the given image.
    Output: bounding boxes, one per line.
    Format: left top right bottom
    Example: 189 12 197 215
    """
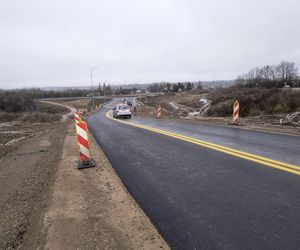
0 0 299 88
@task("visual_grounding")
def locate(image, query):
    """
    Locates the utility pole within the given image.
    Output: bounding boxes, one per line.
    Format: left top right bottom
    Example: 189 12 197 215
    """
90 66 98 111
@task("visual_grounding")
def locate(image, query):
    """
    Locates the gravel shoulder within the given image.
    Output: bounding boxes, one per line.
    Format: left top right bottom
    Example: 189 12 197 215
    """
38 122 169 250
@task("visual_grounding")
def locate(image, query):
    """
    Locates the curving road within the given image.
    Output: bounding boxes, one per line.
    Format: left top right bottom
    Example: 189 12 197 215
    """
39 100 77 121
87 98 300 250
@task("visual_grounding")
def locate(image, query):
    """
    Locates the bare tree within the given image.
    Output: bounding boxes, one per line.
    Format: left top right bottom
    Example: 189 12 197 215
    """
235 61 298 88
276 61 298 86
260 65 276 81
98 83 103 96
245 67 261 87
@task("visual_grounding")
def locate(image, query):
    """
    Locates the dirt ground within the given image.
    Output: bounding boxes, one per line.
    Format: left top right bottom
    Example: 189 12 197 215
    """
37 123 169 250
0 121 68 249
135 92 201 115
0 100 169 250
0 122 61 159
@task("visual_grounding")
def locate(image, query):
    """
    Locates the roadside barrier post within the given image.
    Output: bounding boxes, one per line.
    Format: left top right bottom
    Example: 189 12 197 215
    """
75 121 95 169
232 100 239 125
74 112 83 123
156 105 162 118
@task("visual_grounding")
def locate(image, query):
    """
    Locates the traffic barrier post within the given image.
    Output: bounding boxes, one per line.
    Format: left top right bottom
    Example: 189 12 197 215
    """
232 100 239 125
74 112 83 123
156 105 162 118
75 121 95 169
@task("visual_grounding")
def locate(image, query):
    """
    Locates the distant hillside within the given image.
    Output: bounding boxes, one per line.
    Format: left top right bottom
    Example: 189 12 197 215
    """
42 80 234 91
42 83 152 91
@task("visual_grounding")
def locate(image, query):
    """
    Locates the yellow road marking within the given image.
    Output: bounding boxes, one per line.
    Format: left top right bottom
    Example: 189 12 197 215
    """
105 111 300 176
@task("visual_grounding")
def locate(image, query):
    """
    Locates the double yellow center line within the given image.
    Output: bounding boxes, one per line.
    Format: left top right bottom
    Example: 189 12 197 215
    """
105 111 300 176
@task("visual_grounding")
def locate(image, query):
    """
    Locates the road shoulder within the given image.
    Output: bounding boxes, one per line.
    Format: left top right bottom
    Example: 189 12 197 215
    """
39 123 169 250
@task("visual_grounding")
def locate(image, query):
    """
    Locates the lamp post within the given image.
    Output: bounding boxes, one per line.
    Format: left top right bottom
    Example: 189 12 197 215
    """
90 66 98 111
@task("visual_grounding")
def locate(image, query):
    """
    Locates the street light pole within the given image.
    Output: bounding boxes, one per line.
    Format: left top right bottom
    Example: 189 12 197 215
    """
90 66 98 111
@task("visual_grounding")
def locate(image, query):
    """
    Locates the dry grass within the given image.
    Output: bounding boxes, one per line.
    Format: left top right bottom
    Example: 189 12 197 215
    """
0 111 19 122
19 112 62 123
207 87 300 117
0 102 68 123
61 98 112 110
35 102 68 114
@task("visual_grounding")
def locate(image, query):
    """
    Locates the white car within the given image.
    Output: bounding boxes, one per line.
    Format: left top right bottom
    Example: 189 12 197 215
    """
112 104 132 119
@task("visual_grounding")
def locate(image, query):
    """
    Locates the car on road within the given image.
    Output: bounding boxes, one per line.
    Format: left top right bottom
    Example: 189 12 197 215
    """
126 100 132 107
112 104 132 119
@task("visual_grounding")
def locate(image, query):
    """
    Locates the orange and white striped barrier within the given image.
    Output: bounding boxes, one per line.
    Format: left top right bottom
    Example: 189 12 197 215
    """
156 105 162 118
74 112 83 123
75 121 95 169
232 100 239 124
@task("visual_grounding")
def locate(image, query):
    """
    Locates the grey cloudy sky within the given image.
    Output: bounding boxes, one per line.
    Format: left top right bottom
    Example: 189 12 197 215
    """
0 0 299 88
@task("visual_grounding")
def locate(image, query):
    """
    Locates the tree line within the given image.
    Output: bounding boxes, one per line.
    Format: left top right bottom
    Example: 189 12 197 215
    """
148 81 203 93
98 82 113 96
0 88 91 112
235 61 300 88
97 82 142 95
97 81 203 95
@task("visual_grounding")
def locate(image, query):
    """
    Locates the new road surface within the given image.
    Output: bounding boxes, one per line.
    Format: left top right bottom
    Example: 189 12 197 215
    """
87 98 300 250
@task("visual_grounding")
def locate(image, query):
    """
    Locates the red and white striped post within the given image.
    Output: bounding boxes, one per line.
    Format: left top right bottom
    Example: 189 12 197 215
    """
232 100 239 125
74 112 82 123
156 105 162 118
75 121 95 169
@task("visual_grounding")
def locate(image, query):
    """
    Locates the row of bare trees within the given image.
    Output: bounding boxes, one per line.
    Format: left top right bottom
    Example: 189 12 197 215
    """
235 61 299 88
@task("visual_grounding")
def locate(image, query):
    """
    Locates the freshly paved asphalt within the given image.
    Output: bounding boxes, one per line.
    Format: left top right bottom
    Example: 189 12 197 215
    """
87 101 300 250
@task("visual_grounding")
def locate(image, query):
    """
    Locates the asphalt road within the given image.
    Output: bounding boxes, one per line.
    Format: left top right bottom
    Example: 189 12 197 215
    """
87 101 300 250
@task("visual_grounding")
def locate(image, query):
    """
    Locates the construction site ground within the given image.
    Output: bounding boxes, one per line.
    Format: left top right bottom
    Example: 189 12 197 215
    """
0 122 68 249
0 103 169 249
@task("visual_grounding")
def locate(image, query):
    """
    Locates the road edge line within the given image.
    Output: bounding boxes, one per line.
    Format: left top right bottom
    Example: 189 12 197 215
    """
105 110 300 176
